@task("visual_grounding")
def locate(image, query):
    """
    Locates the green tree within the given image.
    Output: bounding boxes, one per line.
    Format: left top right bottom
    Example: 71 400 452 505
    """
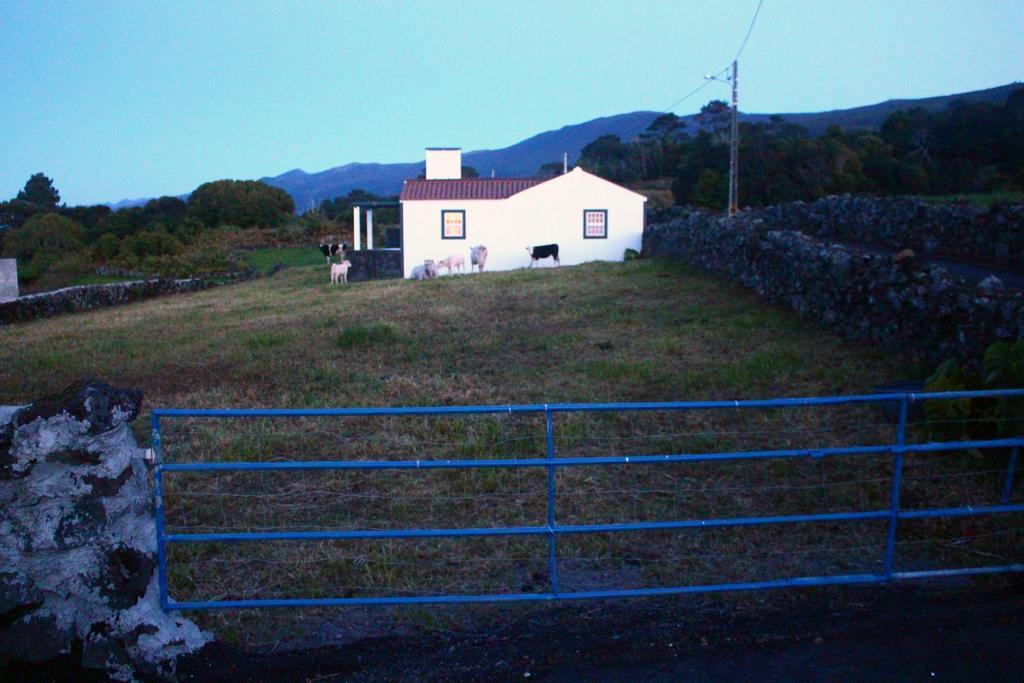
637 113 689 179
100 207 146 239
1 213 87 283
120 226 183 260
2 212 85 261
318 189 399 224
578 135 640 183
141 196 188 228
691 168 727 207
187 180 295 228
62 204 113 242
94 233 120 260
671 130 727 204
16 173 61 209
0 200 41 231
536 161 565 178
696 100 733 142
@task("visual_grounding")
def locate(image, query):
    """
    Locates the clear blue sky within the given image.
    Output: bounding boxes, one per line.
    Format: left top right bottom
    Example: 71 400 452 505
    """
1 0 1021 205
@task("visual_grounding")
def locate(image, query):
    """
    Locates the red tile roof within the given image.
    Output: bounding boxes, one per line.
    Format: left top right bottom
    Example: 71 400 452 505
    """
400 178 549 201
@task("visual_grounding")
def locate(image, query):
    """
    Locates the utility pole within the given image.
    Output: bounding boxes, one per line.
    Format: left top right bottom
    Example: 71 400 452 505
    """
728 60 739 216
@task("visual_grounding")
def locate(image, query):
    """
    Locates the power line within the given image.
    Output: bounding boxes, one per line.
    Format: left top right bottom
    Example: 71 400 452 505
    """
660 0 766 113
734 0 766 62
660 78 712 114
660 65 729 113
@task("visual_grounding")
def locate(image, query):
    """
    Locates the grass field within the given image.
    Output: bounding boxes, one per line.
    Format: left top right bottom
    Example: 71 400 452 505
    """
1 258 1017 644
0 258 908 408
243 246 326 274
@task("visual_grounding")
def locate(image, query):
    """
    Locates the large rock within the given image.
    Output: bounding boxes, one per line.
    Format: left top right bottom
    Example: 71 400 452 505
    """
0 381 210 680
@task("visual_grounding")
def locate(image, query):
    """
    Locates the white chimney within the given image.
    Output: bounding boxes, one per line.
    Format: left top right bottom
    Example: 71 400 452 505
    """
425 148 462 179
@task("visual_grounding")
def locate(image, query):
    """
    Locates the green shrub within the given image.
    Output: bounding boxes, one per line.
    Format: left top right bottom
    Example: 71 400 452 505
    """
924 341 1024 439
120 227 183 259
2 213 86 262
94 233 120 260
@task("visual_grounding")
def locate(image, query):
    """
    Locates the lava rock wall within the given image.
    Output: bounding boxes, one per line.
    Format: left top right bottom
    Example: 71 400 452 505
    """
0 381 210 679
644 209 1023 365
650 196 1023 268
344 249 403 282
0 277 219 325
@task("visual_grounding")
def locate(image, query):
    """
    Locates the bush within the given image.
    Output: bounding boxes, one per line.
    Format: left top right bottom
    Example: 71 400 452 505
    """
2 213 86 262
95 233 120 260
46 252 92 283
924 341 1024 440
120 228 183 260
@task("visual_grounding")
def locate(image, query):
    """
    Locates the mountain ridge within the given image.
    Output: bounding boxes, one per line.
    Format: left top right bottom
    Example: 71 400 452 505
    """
110 82 1021 210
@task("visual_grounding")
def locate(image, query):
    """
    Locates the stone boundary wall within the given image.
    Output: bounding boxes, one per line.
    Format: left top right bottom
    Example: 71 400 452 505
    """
652 196 1024 269
0 277 229 325
643 211 1024 365
345 248 403 282
1 381 209 678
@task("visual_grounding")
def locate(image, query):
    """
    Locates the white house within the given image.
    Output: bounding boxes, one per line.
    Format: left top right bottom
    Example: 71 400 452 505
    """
397 148 647 277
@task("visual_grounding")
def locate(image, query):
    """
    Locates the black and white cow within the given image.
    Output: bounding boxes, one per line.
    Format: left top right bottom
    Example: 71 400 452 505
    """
318 242 348 263
526 243 560 267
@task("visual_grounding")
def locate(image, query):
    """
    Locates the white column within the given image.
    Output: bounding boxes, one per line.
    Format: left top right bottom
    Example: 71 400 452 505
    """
353 206 361 251
367 209 374 250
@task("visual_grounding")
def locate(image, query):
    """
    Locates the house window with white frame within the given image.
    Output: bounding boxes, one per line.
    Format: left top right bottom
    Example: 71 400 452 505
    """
583 209 607 239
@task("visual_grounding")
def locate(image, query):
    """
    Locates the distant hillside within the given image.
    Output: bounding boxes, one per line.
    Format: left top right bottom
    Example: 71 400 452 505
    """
113 82 1021 210
739 82 1022 134
258 111 660 210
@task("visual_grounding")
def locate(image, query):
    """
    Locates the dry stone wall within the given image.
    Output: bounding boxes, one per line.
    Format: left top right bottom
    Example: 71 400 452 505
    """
0 277 221 325
643 208 1024 365
653 196 1024 269
345 249 403 282
0 381 210 679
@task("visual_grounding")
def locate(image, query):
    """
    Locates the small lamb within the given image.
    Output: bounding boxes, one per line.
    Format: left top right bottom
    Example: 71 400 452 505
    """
437 254 465 275
330 259 352 284
411 259 438 280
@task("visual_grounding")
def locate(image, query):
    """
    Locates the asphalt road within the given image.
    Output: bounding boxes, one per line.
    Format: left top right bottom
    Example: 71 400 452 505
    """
8 578 1022 681
174 579 1024 682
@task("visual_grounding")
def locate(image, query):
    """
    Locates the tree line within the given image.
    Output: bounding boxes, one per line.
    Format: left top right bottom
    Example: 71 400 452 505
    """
1 177 296 287
576 88 1024 208
5 88 1020 288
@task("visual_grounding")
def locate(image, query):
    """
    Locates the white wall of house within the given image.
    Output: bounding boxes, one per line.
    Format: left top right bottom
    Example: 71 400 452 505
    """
400 168 646 277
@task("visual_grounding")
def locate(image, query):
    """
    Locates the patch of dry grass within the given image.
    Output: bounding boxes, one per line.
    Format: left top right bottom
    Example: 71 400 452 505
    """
0 259 903 409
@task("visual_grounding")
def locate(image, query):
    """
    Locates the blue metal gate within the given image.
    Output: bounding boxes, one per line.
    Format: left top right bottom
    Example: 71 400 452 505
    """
152 389 1024 611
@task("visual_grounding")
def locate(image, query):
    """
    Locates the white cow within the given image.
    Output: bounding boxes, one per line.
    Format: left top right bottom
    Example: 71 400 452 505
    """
470 245 488 273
